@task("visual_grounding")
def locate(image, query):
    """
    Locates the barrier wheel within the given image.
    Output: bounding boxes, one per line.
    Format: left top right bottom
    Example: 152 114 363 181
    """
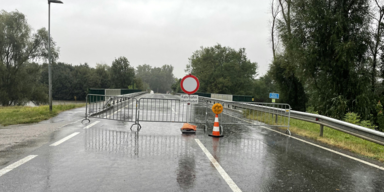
81 119 91 124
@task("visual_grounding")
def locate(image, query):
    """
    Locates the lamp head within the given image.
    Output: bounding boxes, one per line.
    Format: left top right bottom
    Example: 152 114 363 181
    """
48 0 63 4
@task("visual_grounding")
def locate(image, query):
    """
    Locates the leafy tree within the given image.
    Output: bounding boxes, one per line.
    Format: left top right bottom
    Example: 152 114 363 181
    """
159 65 176 93
171 78 182 93
269 55 307 111
41 62 74 100
110 57 135 88
267 0 308 111
290 0 371 118
95 64 111 88
17 62 48 105
269 0 373 117
41 62 101 101
72 63 100 100
136 64 175 93
133 77 145 90
186 44 257 95
136 64 152 85
253 71 278 102
0 10 58 105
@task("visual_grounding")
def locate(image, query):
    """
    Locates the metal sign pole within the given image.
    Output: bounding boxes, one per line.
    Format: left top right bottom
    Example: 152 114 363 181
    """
187 95 191 123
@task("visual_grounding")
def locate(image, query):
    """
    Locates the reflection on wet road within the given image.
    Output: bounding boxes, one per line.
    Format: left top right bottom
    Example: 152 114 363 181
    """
0 93 383 192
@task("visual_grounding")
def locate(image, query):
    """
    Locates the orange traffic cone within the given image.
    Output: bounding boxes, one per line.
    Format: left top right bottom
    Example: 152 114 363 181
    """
209 114 224 137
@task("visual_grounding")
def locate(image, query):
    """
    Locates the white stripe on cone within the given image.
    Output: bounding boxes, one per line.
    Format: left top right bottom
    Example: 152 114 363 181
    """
212 114 220 136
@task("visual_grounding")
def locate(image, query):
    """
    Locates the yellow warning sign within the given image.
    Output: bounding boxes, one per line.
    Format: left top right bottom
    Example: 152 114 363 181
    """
212 103 223 115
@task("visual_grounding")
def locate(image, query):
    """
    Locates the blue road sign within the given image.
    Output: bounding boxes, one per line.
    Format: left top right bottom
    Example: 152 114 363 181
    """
269 93 279 99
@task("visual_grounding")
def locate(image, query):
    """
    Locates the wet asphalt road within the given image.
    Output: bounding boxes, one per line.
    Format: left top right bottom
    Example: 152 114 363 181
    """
1 94 384 192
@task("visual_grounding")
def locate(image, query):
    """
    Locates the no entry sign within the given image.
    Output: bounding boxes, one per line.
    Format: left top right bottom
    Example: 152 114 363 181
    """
180 74 200 95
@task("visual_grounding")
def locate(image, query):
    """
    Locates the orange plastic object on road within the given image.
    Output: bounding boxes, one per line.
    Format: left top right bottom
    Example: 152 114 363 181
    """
180 123 197 133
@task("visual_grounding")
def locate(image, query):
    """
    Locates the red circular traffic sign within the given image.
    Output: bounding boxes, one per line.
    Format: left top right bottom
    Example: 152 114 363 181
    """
180 74 200 95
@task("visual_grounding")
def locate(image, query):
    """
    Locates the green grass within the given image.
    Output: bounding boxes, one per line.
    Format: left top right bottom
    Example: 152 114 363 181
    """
244 110 384 162
0 104 86 126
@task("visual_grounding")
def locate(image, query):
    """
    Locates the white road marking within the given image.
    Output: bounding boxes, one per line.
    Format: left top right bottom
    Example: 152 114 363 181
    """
84 121 100 129
58 119 82 129
260 126 384 171
222 111 384 171
195 139 242 192
0 155 37 177
50 132 80 147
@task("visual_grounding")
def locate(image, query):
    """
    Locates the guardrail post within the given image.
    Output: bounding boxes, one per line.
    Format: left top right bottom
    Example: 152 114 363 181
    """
275 114 278 124
320 125 324 137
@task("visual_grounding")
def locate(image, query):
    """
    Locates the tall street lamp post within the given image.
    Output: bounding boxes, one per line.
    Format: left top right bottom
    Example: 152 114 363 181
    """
48 0 63 111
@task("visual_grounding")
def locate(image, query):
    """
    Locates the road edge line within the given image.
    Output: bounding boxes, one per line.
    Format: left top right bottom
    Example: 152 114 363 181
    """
195 139 242 192
0 155 38 177
50 132 80 147
84 121 100 129
219 111 384 171
260 126 384 171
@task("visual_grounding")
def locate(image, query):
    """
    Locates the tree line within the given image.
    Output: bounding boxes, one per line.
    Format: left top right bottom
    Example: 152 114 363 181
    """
0 10 175 105
172 0 384 131
172 44 258 95
264 0 384 130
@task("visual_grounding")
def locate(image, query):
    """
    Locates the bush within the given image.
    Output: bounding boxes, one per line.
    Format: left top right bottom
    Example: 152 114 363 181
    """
344 112 375 129
376 101 384 131
306 106 318 114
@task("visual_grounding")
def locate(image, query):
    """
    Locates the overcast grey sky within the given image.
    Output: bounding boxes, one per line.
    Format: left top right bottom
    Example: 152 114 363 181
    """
3 0 272 78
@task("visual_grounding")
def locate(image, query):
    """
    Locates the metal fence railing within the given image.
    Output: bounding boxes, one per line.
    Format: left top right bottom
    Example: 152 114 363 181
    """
221 102 291 128
83 92 146 125
85 94 294 134
137 98 208 124
211 93 233 101
199 96 384 146
199 97 292 134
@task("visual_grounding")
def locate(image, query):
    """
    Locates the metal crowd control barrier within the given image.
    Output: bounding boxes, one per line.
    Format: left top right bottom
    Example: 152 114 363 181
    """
137 98 208 125
85 93 292 134
83 92 146 128
84 93 209 130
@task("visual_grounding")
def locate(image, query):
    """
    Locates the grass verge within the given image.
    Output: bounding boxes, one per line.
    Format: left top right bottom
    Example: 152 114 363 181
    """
244 111 384 163
0 104 86 126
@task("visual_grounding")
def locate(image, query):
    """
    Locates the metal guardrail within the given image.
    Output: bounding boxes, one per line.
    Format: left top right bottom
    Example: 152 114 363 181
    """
199 96 384 146
211 93 233 101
